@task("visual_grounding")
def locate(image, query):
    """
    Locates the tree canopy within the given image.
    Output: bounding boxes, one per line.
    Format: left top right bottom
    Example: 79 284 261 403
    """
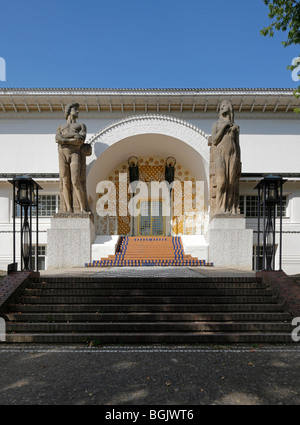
261 0 300 108
261 0 300 46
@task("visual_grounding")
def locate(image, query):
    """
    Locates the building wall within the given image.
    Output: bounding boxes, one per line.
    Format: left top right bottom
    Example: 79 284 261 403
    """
1 113 299 175
0 181 58 271
240 181 300 275
0 111 299 273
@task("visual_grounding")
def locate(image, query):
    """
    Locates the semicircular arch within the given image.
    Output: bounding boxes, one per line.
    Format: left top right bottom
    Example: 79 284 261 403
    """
87 114 210 164
86 114 211 212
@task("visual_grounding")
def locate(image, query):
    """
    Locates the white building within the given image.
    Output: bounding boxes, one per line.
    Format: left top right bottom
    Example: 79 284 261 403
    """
0 88 299 273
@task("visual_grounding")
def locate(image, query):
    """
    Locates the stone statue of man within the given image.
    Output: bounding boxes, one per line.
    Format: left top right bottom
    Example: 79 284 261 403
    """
56 102 90 213
209 100 241 218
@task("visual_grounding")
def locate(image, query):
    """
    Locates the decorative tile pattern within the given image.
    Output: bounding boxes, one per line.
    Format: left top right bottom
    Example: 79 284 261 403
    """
97 155 208 236
86 236 213 268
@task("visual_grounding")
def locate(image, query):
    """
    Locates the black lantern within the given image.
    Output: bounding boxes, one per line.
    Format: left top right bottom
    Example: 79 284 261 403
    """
9 175 42 272
165 157 176 186
165 157 176 236
254 175 286 271
128 157 139 236
128 156 139 183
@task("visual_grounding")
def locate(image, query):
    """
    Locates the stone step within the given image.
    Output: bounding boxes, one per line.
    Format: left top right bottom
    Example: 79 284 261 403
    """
105 261 204 264
118 242 180 248
17 295 279 304
5 312 292 322
115 254 181 256
8 303 285 313
94 236 204 267
92 261 208 265
114 256 188 258
112 253 193 257
119 242 175 245
117 244 176 247
119 246 184 248
27 281 267 290
113 247 180 250
3 272 292 344
30 276 260 284
5 332 293 344
22 288 273 297
122 243 175 246
6 321 293 333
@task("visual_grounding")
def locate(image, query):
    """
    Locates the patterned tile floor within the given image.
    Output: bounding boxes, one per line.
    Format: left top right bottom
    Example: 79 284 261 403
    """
94 266 205 278
39 266 255 278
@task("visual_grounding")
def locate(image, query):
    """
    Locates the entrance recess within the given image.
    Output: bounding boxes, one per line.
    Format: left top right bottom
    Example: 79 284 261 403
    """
138 200 165 236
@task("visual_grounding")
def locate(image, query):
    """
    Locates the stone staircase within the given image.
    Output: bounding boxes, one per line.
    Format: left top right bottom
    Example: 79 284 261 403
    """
3 275 294 343
86 236 213 267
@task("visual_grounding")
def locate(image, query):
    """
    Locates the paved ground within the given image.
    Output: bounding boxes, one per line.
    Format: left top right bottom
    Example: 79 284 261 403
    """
1 267 298 407
39 266 256 278
0 343 299 405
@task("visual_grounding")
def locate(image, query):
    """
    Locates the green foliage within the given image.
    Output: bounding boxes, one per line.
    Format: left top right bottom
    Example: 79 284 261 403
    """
261 0 300 111
260 0 300 46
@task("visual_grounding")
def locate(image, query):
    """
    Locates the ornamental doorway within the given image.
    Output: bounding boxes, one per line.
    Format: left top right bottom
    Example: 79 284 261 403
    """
138 200 166 236
94 153 209 237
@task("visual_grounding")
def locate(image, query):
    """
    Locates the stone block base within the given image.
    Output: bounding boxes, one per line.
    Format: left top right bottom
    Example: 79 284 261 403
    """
206 215 253 270
47 213 95 269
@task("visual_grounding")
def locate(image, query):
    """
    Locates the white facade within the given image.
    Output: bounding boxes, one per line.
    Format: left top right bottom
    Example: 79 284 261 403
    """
0 88 299 273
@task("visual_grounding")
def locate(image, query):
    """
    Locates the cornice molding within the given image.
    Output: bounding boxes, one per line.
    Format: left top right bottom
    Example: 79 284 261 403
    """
0 88 299 115
0 88 296 95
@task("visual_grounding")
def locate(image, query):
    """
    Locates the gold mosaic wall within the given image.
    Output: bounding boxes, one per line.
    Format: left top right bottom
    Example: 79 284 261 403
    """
96 155 207 236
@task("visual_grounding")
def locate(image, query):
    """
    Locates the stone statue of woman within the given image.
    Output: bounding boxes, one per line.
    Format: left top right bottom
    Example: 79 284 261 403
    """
209 100 241 218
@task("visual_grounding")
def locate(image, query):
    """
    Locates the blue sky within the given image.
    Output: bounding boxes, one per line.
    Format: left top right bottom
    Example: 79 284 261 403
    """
0 0 298 89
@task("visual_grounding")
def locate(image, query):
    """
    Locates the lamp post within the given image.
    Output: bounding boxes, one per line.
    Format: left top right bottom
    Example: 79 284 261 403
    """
254 175 286 271
128 157 139 236
9 175 42 271
165 157 176 237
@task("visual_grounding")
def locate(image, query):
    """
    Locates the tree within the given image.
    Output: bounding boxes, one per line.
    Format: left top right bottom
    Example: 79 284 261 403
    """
260 0 300 111
261 0 300 46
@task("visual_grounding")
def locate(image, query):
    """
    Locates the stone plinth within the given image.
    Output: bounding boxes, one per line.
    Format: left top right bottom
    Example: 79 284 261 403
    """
47 213 96 269
206 215 253 270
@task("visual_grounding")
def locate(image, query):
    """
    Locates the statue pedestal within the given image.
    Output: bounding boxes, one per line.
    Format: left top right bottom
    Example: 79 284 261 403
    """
47 213 96 269
206 215 253 270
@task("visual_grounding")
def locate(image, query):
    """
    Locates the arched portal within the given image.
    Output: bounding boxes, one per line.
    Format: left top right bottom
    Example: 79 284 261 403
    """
86 115 210 236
